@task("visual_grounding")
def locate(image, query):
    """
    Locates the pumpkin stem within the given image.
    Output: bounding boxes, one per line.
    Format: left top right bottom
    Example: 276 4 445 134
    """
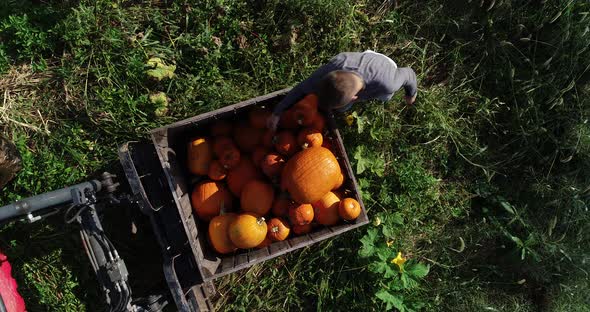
271 225 279 233
257 217 266 225
302 142 309 149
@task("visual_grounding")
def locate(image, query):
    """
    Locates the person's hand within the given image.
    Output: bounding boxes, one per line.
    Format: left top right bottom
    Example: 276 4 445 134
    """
405 94 417 105
267 113 280 132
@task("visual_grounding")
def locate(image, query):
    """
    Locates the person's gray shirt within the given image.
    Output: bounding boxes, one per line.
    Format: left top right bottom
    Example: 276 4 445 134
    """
273 51 418 114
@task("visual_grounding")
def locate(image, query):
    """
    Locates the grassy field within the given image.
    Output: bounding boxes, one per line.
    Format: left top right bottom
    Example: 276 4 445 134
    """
1 0 589 311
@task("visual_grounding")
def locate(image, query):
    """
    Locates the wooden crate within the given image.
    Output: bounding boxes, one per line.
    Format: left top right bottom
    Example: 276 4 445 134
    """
150 88 369 282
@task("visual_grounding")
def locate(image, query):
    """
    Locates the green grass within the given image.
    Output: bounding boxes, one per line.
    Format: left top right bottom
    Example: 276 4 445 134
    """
1 0 589 311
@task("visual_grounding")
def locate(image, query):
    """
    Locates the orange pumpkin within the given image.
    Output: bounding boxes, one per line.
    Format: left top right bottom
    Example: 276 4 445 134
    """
313 191 341 226
261 152 285 178
227 157 262 196
257 237 273 249
191 181 233 221
261 130 276 148
292 223 312 235
297 128 323 149
241 180 274 216
293 94 318 126
234 123 263 152
275 131 298 156
339 198 361 221
211 120 233 137
208 213 238 254
332 171 345 190
271 196 294 218
310 114 326 132
249 106 272 129
281 147 342 204
218 146 241 169
208 160 227 181
187 137 212 175
267 218 291 241
213 136 236 156
280 109 299 129
289 204 314 226
252 146 270 168
229 213 267 249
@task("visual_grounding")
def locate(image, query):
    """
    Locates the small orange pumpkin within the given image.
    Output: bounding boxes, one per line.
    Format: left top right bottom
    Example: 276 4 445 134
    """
187 137 212 175
252 146 270 168
249 106 272 129
271 196 294 218
289 204 314 226
220 147 241 169
293 94 318 126
310 113 326 132
234 123 263 152
208 160 227 181
297 128 323 149
339 197 361 221
208 213 238 254
313 191 341 226
281 147 342 204
229 213 267 249
267 218 291 241
211 120 233 137
227 157 262 196
292 223 312 235
280 109 299 129
261 152 285 178
191 181 233 221
241 180 274 216
275 131 298 156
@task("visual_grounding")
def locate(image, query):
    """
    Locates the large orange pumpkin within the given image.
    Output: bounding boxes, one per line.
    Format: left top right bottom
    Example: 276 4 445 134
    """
297 128 323 149
208 160 227 181
241 180 274 216
187 137 212 175
210 120 233 137
339 197 361 221
227 157 262 196
288 204 314 225
191 181 233 221
313 191 341 226
281 147 342 204
261 152 285 178
208 213 238 254
233 123 263 152
271 196 294 218
332 170 345 190
249 106 272 129
275 131 298 156
229 213 267 249
267 218 290 241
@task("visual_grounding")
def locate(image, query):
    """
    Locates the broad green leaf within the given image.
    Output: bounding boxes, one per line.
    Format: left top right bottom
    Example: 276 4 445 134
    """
354 145 368 174
149 92 169 116
376 290 406 311
406 262 430 278
146 57 176 81
359 228 378 257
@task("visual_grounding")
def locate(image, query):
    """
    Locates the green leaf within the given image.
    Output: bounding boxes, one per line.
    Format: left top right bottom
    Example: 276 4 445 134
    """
376 290 406 311
149 92 169 116
359 228 378 258
146 57 176 81
354 145 368 174
405 262 430 278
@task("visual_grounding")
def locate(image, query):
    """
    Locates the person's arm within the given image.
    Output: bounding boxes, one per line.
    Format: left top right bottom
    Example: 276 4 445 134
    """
392 67 417 105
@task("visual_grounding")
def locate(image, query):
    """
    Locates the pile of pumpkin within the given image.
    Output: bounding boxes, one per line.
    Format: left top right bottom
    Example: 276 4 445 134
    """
187 94 362 255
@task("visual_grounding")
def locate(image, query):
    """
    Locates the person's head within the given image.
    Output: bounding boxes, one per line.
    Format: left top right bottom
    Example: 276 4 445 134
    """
317 70 364 112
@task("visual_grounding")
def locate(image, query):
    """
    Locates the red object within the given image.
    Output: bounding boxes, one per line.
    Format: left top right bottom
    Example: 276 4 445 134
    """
0 251 26 312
